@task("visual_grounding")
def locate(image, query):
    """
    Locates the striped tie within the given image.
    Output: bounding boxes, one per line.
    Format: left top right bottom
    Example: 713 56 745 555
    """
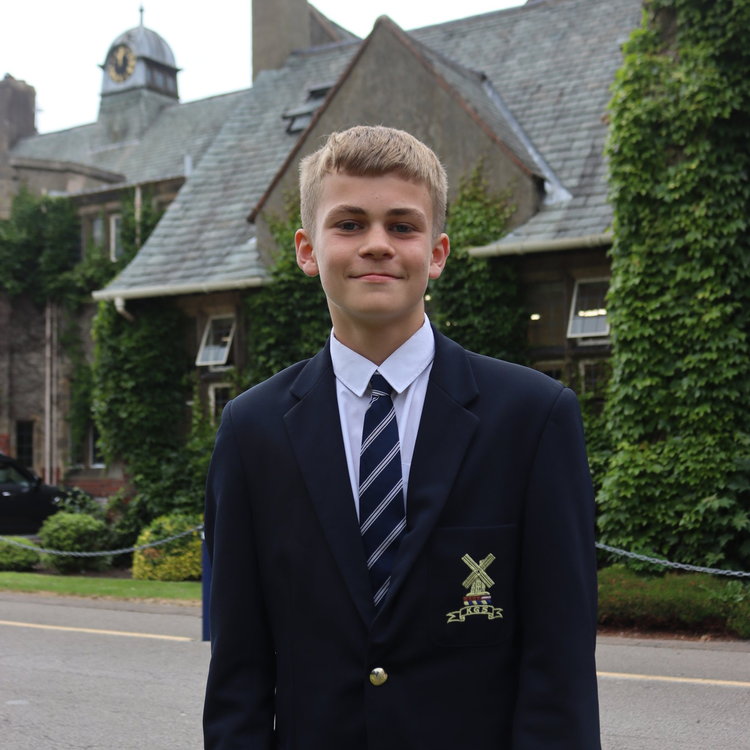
359 373 406 607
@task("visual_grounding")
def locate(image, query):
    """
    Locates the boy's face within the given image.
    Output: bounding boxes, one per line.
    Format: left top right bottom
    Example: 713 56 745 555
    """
295 171 449 341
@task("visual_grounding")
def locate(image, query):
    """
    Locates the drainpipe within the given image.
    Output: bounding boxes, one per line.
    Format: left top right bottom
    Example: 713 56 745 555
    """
114 297 135 322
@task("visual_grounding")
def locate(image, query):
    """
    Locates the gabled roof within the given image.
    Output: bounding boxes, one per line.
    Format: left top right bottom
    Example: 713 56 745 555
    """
93 0 642 300
411 0 641 246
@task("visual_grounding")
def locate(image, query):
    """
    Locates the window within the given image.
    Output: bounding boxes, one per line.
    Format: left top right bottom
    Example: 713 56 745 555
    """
196 315 236 367
15 421 34 469
525 281 567 348
209 384 232 423
91 215 105 247
567 279 609 338
88 424 105 468
109 214 124 261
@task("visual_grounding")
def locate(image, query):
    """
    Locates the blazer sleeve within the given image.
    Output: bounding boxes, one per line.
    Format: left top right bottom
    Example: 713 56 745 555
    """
203 401 276 749
512 387 601 749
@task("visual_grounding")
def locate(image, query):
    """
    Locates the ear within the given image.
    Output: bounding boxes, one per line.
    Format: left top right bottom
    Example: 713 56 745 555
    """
295 228 319 277
428 233 450 280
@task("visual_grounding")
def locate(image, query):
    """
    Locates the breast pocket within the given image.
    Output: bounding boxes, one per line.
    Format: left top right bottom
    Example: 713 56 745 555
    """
429 525 518 647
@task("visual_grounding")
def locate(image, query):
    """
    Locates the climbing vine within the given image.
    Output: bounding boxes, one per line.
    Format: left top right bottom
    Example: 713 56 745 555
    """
601 0 750 568
430 164 525 363
244 195 329 386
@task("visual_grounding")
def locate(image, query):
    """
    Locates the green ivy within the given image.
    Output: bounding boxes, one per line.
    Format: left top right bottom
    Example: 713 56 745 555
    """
0 187 80 305
602 0 750 569
91 298 190 482
245 196 329 385
430 164 525 363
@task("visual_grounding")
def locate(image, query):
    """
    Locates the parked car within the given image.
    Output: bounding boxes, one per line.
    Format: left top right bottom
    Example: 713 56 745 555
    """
0 453 65 534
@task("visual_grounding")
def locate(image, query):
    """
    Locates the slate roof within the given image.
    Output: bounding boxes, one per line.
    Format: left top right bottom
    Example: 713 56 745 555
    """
85 0 642 298
95 41 360 297
411 0 641 246
11 90 245 185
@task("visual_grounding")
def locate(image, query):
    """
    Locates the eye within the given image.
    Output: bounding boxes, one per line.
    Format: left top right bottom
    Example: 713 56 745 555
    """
336 220 361 231
391 223 414 234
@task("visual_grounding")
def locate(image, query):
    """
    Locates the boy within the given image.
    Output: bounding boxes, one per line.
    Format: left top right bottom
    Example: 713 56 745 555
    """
203 126 600 749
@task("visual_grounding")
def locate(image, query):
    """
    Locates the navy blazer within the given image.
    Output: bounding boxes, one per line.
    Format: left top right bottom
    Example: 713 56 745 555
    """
203 330 601 749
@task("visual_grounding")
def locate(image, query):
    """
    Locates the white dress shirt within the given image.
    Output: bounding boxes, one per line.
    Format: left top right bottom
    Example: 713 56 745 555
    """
329 317 435 518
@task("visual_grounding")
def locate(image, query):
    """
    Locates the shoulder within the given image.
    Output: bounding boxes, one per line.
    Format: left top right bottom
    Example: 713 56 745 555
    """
434 328 565 404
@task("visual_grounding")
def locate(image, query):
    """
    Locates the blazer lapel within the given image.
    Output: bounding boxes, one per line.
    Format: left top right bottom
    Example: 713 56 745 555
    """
381 331 480 614
284 344 375 625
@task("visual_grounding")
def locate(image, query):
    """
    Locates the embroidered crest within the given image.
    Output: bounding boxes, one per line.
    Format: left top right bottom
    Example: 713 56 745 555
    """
446 553 504 623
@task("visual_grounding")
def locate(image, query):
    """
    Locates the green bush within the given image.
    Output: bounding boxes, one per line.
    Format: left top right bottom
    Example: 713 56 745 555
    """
0 537 40 571
132 513 202 581
38 512 111 574
55 487 106 520
598 565 750 639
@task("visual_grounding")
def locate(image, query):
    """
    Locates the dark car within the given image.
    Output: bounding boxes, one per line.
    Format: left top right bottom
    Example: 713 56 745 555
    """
0 453 65 534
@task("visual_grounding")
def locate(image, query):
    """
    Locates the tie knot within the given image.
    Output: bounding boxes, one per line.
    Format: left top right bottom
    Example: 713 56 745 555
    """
369 373 393 398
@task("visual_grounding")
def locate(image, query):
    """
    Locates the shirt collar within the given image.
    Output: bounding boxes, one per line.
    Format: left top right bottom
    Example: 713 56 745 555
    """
330 317 435 397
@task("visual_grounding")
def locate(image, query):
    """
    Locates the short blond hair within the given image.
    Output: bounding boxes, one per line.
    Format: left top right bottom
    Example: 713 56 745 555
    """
299 125 448 239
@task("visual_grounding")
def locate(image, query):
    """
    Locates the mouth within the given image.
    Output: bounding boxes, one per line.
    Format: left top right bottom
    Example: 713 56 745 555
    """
352 271 401 281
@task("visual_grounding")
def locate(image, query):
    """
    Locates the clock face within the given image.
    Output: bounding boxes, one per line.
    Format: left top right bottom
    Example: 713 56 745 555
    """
106 44 137 83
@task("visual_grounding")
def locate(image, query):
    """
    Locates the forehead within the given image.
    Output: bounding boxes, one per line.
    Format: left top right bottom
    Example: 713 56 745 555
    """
316 171 433 218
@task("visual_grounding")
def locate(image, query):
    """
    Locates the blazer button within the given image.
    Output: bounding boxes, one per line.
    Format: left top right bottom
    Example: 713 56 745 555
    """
369 667 388 686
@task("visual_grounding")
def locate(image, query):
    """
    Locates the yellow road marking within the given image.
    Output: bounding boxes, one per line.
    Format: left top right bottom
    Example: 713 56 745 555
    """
0 619 192 642
598 671 750 689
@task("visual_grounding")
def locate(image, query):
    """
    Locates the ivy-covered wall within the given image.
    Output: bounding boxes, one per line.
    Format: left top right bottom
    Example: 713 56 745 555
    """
601 0 750 568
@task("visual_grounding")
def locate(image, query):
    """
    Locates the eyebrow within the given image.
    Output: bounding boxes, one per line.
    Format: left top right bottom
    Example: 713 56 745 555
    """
326 205 426 219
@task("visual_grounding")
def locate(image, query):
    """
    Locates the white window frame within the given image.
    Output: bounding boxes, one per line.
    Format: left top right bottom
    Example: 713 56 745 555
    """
196 315 236 367
109 213 123 261
567 278 610 339
208 383 232 423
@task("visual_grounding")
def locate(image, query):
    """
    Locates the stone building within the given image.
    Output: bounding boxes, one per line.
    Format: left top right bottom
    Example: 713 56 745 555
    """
0 0 642 496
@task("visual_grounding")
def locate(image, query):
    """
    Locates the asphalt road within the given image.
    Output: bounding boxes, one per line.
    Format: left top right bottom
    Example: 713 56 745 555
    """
1 592 748 749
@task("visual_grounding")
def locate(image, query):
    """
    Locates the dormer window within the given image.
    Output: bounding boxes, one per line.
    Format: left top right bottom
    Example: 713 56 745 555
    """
196 315 236 367
281 83 333 134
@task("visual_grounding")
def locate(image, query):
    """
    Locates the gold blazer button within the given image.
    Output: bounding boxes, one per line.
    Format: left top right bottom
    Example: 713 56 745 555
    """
369 667 388 686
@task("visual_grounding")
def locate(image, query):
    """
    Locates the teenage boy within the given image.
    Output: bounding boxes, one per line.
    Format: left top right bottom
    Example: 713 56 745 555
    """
203 125 600 749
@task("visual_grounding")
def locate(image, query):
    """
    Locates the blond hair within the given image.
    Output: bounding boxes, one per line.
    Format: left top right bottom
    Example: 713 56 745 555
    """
299 125 448 239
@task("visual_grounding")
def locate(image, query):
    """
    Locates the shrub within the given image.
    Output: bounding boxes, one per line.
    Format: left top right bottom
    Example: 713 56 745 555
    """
0 536 40 571
38 512 111 574
132 513 202 581
56 487 106 520
598 565 750 638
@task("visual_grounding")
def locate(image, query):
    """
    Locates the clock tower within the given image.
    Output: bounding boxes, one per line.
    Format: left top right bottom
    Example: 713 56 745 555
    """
98 13 179 142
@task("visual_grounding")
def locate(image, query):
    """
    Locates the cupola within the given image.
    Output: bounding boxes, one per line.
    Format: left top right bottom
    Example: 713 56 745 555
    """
100 12 179 100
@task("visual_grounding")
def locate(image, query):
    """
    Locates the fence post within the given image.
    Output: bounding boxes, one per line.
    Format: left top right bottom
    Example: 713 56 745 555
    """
201 529 211 642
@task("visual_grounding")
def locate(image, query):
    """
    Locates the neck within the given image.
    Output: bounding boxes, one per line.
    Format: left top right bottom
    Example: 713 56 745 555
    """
331 314 424 366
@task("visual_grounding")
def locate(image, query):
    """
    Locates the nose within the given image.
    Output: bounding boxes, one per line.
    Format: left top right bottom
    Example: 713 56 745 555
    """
359 224 393 258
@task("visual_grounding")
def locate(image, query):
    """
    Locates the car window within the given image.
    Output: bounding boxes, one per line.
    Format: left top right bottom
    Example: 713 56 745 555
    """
0 464 31 487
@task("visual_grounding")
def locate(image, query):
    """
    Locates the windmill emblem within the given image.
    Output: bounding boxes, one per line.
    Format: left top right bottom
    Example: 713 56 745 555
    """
446 553 504 623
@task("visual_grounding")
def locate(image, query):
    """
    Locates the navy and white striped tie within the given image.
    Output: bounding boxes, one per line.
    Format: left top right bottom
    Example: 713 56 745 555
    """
359 373 406 607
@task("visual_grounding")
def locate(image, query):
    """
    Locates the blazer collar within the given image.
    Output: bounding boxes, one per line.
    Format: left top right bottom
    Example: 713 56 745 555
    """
285 342 375 626
378 329 479 619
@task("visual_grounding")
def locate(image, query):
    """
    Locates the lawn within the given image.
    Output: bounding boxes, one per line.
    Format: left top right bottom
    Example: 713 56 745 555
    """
0 571 201 601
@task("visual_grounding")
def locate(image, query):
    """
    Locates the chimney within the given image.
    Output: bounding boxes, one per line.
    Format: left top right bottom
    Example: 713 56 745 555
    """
252 0 311 81
0 74 37 152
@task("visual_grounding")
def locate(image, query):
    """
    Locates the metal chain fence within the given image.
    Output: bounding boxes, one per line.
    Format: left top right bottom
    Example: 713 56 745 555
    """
0 525 204 558
1 529 748 578
595 542 750 579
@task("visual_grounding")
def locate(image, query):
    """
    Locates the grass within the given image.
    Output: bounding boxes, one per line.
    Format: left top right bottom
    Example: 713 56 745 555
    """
0 571 201 602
